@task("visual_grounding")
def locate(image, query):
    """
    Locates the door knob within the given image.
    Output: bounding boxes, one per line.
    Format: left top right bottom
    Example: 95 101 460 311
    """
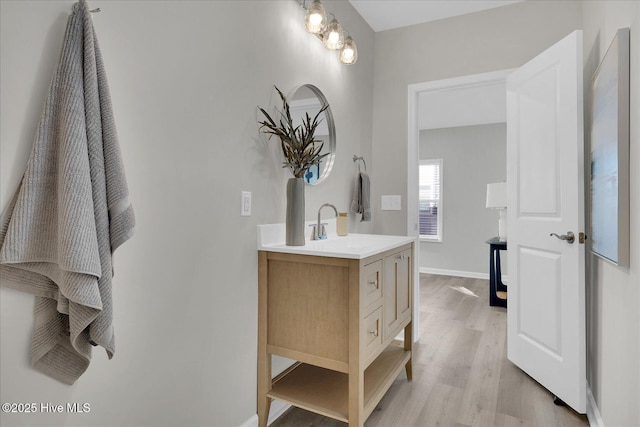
550 231 575 244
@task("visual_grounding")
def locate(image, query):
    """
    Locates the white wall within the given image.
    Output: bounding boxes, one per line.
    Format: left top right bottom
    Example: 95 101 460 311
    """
420 124 506 277
371 0 583 236
582 2 640 426
0 1 374 426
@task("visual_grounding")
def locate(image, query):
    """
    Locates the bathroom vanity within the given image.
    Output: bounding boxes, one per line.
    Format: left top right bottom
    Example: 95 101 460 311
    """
257 227 415 427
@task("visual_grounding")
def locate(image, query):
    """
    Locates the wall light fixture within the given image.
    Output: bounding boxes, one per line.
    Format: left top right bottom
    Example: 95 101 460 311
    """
299 0 358 65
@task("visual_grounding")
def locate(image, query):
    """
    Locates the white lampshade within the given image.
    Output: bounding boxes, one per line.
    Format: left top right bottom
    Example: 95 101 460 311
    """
486 182 507 209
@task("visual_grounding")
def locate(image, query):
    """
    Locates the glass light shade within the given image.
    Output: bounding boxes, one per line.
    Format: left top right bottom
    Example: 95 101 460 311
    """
304 0 327 34
340 36 358 64
323 18 344 50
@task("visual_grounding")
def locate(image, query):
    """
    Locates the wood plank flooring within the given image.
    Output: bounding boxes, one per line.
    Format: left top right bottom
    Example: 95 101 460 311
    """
269 274 589 427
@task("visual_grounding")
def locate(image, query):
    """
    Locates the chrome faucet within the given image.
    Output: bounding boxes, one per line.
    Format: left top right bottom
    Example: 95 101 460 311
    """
311 203 338 240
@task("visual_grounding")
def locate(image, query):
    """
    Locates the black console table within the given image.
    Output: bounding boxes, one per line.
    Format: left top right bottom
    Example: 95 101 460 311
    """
485 237 507 308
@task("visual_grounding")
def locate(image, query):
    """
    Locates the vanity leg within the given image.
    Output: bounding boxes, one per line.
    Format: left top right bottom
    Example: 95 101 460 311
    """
348 260 364 427
347 369 364 427
257 395 271 427
257 332 271 427
404 321 413 380
257 251 272 427
257 350 271 427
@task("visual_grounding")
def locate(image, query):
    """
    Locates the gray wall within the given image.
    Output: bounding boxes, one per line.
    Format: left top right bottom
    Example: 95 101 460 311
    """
420 124 506 276
0 1 374 426
371 0 583 236
582 2 640 426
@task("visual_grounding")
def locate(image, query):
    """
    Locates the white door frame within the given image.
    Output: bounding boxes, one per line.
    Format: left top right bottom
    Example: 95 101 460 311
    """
407 68 515 340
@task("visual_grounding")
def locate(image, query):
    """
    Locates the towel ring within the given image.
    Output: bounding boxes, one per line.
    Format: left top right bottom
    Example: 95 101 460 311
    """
353 155 366 173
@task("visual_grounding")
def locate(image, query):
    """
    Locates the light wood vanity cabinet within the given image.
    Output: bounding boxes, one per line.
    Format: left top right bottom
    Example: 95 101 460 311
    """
383 248 412 341
257 242 413 427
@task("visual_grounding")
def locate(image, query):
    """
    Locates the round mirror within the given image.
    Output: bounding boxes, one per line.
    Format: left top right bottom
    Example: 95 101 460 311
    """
289 84 336 185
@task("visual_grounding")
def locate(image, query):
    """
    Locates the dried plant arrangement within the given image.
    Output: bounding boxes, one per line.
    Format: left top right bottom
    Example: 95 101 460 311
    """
258 86 329 178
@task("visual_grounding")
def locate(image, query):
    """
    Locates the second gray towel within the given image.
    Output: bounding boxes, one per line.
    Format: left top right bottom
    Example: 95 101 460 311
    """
350 172 372 222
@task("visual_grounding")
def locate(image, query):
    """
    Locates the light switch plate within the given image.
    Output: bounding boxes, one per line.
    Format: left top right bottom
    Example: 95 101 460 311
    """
241 191 251 216
381 195 401 211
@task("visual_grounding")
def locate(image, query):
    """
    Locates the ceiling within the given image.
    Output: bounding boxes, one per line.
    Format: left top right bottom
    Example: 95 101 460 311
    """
348 0 524 32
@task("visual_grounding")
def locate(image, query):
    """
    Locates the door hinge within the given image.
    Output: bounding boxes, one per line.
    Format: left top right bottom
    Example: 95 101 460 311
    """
579 232 587 244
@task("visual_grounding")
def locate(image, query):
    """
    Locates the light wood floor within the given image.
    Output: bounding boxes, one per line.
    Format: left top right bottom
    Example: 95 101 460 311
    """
270 274 589 427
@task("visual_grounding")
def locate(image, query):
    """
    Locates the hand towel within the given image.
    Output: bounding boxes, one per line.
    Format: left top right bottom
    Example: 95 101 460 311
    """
350 172 372 222
0 0 135 384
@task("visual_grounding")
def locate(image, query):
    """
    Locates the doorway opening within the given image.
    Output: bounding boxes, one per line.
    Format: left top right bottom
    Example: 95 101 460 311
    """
407 69 514 337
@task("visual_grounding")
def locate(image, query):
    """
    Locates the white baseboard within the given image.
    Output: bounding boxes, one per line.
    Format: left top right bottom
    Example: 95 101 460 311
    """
239 400 291 427
586 384 605 427
239 414 257 427
419 267 489 280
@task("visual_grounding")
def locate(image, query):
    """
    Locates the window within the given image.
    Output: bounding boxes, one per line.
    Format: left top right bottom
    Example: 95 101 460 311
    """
419 159 442 241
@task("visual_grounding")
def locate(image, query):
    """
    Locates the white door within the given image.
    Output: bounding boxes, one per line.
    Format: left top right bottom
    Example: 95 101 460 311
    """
506 30 586 413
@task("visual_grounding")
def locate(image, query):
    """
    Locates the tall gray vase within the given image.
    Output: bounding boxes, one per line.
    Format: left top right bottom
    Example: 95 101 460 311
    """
286 177 305 246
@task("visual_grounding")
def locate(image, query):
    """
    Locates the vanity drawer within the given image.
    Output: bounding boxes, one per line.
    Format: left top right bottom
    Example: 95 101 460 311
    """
361 306 383 358
361 259 383 309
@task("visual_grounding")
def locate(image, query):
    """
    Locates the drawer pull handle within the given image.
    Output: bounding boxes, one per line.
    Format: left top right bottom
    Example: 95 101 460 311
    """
368 329 378 337
369 280 378 288
396 254 406 260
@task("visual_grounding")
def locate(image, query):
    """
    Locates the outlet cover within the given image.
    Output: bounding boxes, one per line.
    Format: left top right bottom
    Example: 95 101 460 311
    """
381 195 401 211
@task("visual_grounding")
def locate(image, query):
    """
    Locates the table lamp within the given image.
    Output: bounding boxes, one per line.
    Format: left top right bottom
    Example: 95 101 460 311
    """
486 182 507 241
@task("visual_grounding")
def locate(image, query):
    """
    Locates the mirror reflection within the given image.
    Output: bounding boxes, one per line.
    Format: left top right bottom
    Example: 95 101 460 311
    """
289 84 336 185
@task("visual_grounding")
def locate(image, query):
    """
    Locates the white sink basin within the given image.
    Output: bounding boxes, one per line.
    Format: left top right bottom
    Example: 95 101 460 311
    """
258 222 415 259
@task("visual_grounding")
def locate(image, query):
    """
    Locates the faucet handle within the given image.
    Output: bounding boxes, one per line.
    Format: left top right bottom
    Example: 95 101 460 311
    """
309 224 318 240
319 223 328 239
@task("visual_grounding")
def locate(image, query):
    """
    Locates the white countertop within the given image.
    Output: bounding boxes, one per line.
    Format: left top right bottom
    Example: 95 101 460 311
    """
257 221 415 259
